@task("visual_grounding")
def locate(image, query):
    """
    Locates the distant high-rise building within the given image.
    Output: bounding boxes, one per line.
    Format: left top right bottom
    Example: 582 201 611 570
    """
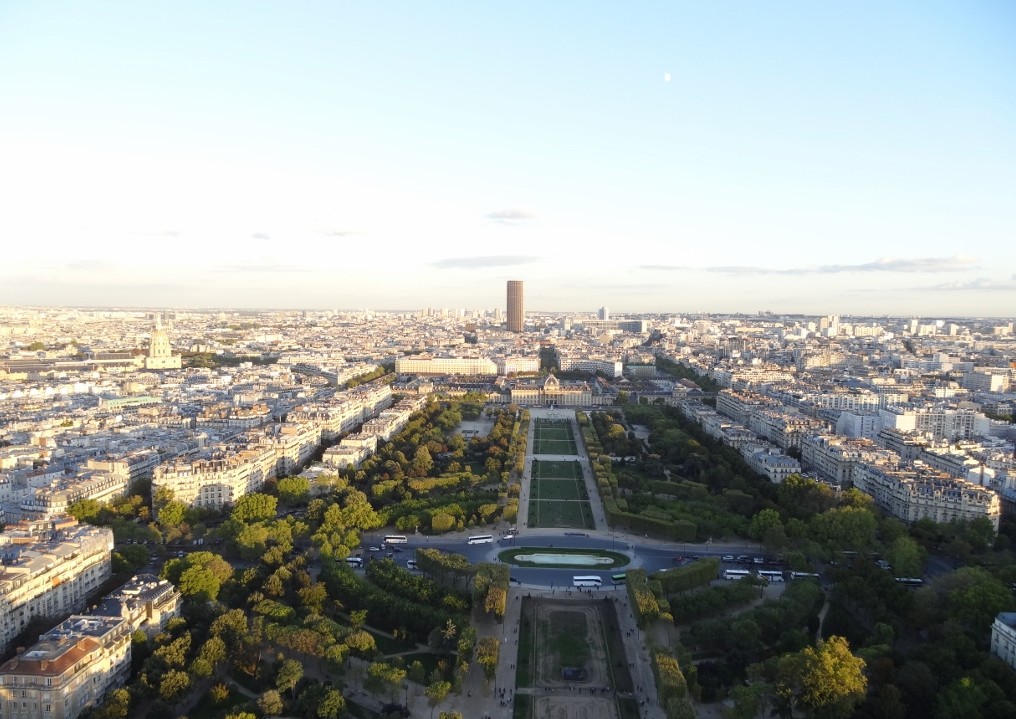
598 306 609 321
507 280 524 332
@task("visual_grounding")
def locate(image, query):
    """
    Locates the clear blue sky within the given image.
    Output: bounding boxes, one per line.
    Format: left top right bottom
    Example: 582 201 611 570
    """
1 1 1014 316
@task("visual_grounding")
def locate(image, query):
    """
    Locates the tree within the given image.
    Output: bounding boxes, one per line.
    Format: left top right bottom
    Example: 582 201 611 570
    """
232 493 278 523
276 658 304 697
749 509 783 541
779 636 866 719
158 669 191 707
179 565 222 601
475 637 499 679
425 681 452 719
277 476 311 505
934 677 987 719
887 535 925 578
316 689 345 719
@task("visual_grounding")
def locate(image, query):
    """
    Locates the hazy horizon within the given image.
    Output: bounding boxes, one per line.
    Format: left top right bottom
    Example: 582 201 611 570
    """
2 2 1014 315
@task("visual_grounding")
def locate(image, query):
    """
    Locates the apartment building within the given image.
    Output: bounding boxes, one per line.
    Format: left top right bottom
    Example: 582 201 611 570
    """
394 356 498 375
0 523 114 654
90 574 182 637
991 613 1016 670
20 471 129 519
800 435 894 487
852 460 1001 530
878 404 991 441
152 443 276 511
0 615 131 719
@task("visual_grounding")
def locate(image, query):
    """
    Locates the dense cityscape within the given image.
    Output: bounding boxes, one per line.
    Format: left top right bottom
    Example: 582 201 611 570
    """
1 285 1015 719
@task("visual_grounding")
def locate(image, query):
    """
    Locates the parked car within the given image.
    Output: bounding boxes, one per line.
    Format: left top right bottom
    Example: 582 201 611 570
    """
722 555 735 562
368 546 381 552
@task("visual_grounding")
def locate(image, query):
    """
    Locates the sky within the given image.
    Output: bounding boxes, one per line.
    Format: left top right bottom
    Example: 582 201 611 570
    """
1 2 1014 317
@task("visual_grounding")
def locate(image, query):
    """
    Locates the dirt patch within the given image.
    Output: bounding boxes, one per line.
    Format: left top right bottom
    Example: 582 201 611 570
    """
535 695 619 719
534 602 608 687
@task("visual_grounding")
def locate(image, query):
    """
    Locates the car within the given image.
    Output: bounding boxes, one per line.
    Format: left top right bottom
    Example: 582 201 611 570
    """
407 559 417 569
385 551 395 558
753 557 765 565
722 555 735 562
672 556 685 564
392 546 403 553
368 546 381 552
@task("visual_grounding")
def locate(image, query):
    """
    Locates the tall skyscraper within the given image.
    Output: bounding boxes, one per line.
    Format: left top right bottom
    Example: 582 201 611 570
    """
598 306 610 321
507 280 524 332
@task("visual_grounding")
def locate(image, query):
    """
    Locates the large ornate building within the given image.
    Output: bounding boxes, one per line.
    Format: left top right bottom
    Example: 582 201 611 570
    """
509 374 592 406
143 322 181 370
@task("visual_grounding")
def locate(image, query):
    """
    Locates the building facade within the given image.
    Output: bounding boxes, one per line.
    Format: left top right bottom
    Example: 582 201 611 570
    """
0 523 114 654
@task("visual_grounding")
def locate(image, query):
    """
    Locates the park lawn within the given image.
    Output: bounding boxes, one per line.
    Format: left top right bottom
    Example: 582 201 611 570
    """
531 478 587 501
532 459 583 479
548 609 589 669
528 499 595 529
512 693 534 719
533 437 579 455
517 598 536 688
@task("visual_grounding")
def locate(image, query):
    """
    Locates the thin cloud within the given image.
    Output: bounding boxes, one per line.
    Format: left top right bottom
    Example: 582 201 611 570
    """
65 259 111 271
815 255 979 274
251 232 271 240
431 255 542 269
320 229 358 237
641 255 979 276
214 263 310 274
916 276 1016 292
486 209 533 225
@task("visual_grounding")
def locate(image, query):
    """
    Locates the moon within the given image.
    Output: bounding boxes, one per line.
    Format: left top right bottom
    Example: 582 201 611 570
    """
664 72 671 83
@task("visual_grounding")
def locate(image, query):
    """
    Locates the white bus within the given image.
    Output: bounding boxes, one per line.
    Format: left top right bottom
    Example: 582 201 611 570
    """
467 535 494 545
345 557 363 567
572 575 602 588
723 569 751 581
382 535 408 545
791 572 820 580
758 570 784 583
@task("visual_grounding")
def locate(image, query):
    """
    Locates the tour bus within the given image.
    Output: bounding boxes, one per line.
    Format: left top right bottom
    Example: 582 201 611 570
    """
573 575 603 588
467 534 494 545
790 571 820 580
345 557 363 567
894 577 924 587
611 573 627 585
723 569 751 581
758 570 784 583
382 535 408 545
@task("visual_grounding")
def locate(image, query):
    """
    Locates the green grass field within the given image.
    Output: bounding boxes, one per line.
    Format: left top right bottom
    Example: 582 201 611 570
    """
531 478 588 501
528 498 595 529
533 437 579 454
532 459 583 479
532 419 580 455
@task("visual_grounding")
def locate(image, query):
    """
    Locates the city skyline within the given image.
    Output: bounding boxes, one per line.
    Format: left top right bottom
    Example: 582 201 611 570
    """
1 2 1014 315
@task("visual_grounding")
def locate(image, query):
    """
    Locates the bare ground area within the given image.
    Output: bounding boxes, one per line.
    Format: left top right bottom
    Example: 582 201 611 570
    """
536 695 619 719
530 600 618 719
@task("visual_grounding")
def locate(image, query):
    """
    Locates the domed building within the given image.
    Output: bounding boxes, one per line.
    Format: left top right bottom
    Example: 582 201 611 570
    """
144 322 181 370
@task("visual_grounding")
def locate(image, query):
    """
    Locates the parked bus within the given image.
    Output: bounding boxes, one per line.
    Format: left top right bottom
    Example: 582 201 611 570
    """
790 572 820 580
611 573 627 585
895 577 924 587
345 557 363 567
467 535 494 545
382 535 408 545
723 569 751 581
573 575 603 588
758 570 784 583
